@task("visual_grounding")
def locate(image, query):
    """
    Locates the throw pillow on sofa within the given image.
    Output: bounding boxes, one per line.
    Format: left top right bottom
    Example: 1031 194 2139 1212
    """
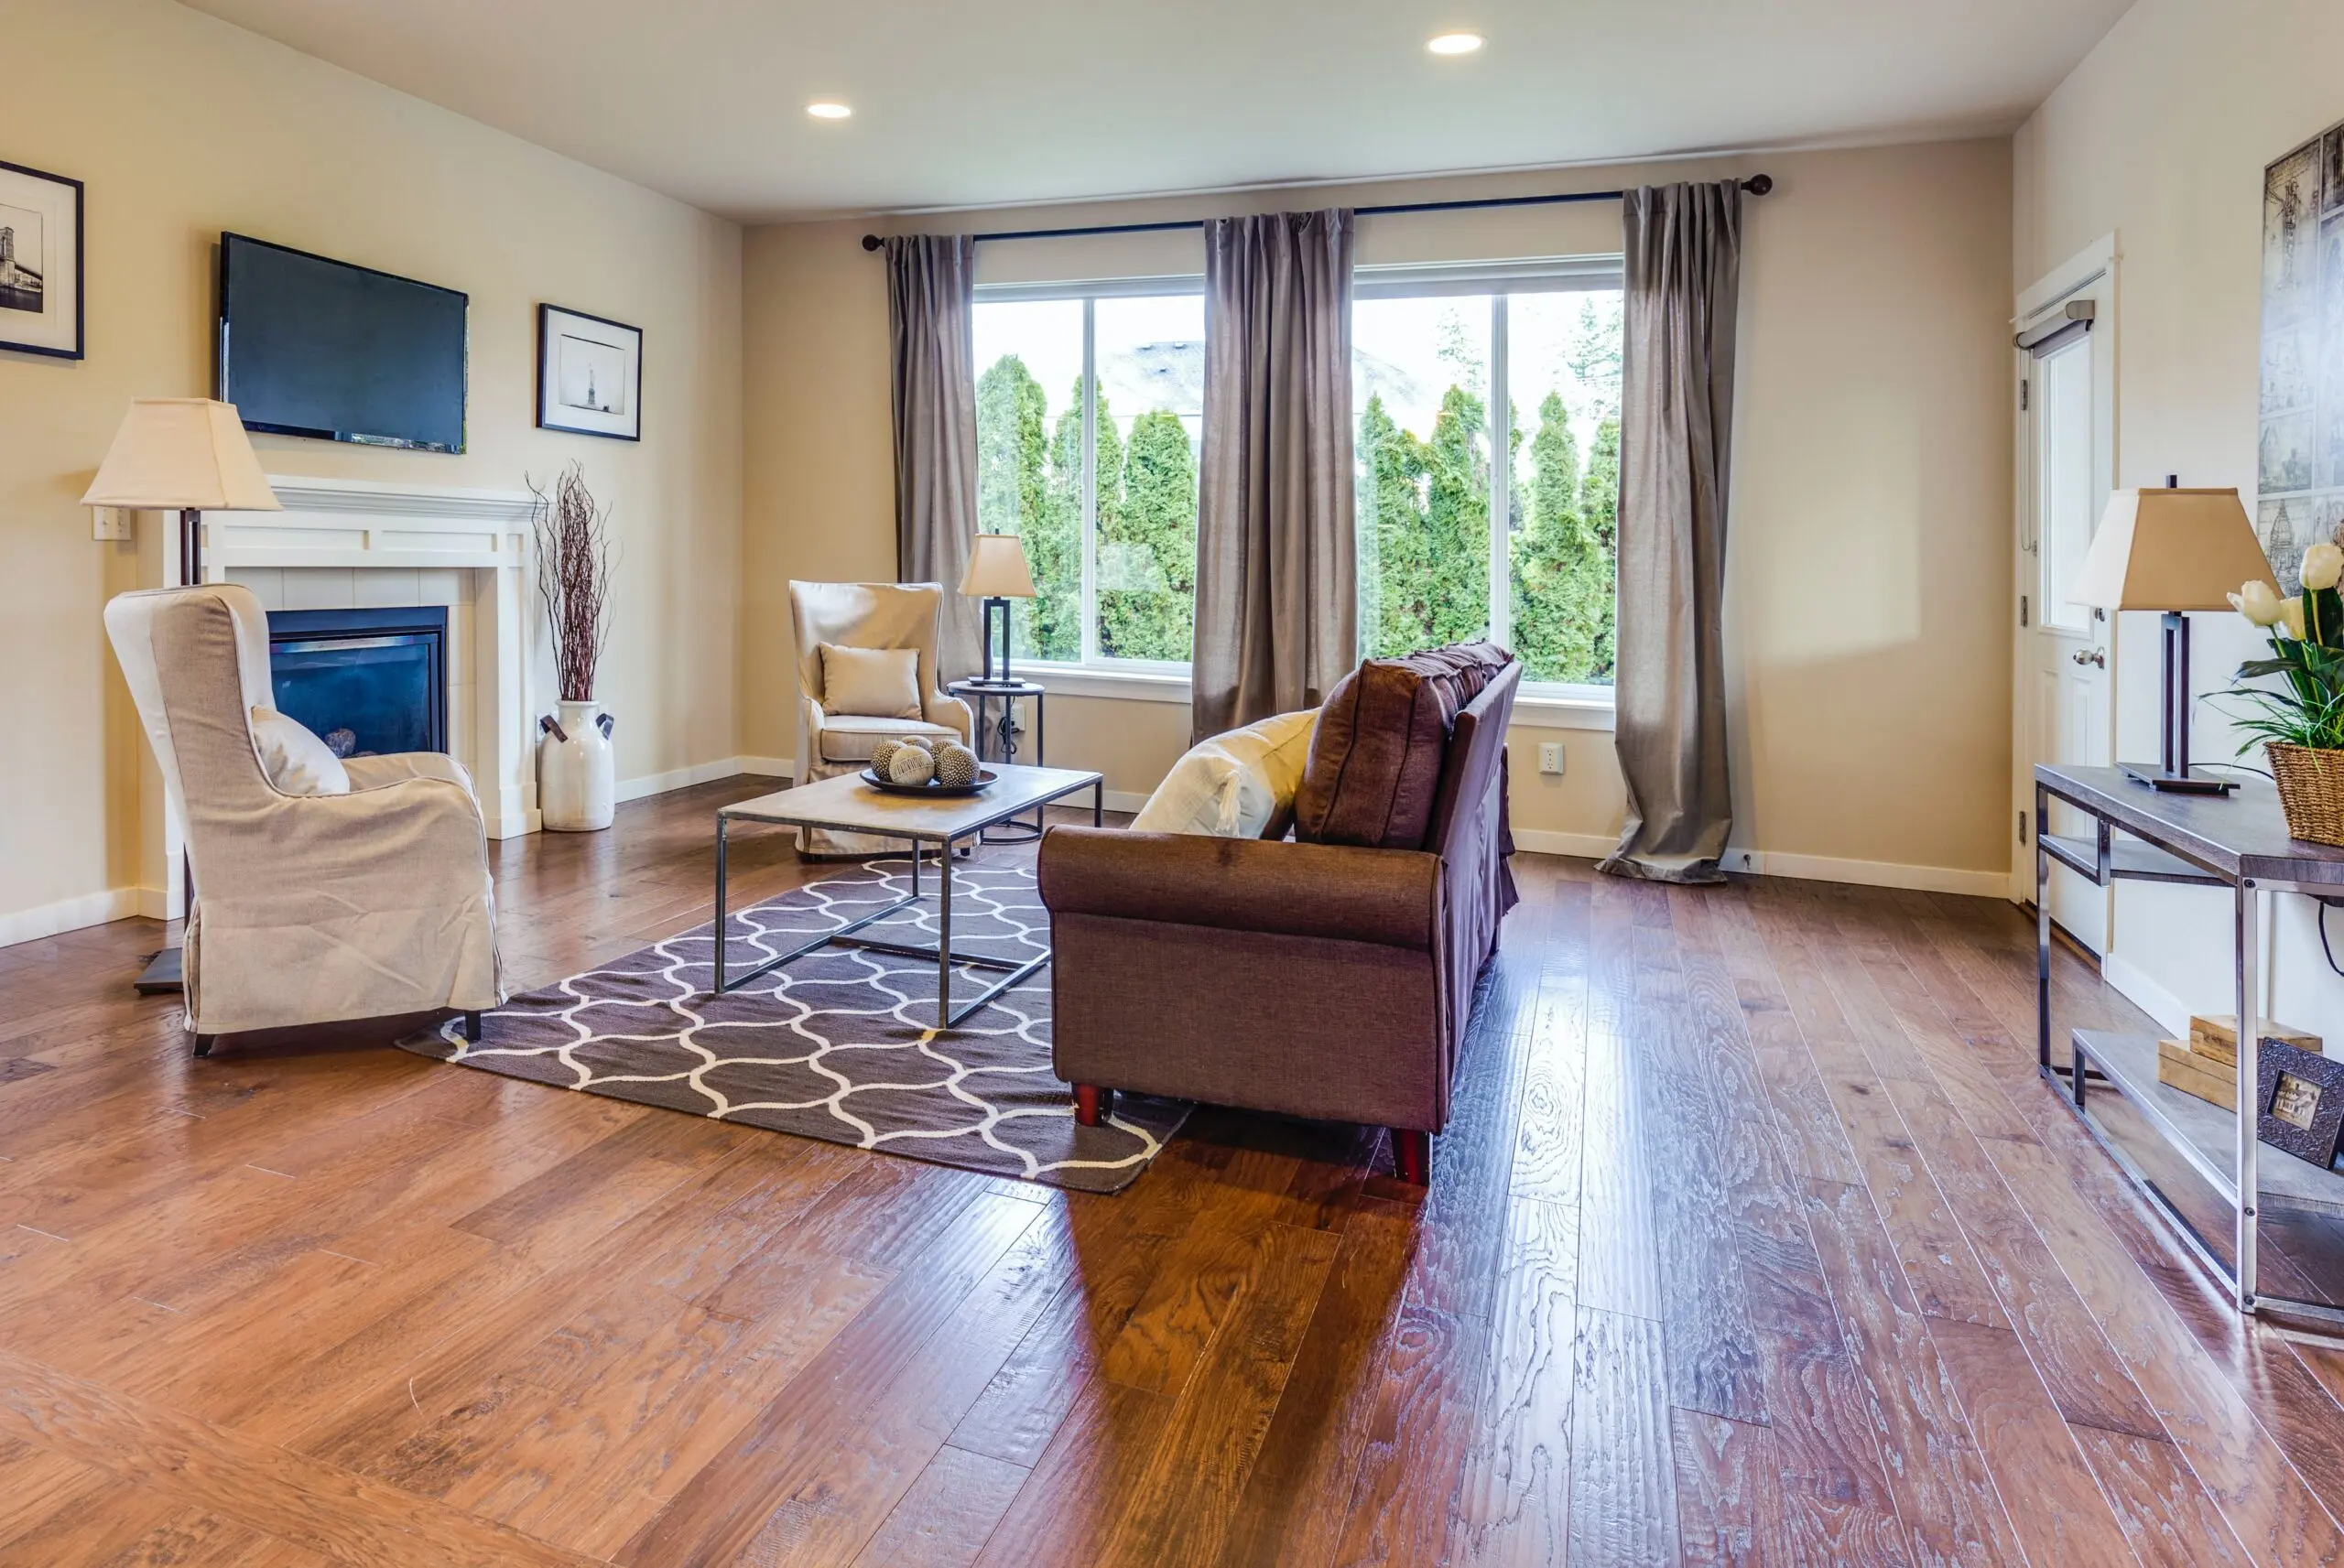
819 643 923 719
1294 641 1511 849
249 706 352 796
1131 708 1318 839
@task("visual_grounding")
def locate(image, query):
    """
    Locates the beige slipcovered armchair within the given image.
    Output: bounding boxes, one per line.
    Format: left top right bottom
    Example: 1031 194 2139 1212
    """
104 584 504 1053
787 580 973 856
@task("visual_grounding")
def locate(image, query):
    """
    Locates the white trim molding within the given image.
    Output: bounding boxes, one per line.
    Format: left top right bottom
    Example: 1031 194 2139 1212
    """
1509 830 2006 897
0 888 143 951
1018 665 1193 705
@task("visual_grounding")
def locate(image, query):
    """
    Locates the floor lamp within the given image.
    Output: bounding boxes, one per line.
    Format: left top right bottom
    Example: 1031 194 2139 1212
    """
81 398 282 993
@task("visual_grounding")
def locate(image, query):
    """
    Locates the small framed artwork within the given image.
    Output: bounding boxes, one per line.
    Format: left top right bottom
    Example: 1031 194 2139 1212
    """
0 158 83 360
537 304 641 441
2255 1039 2344 1168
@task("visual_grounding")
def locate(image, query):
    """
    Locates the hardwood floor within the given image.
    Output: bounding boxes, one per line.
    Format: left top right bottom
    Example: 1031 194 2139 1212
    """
4 774 2344 1563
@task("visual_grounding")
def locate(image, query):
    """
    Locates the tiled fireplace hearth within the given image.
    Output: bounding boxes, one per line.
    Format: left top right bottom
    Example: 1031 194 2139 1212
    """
149 476 546 922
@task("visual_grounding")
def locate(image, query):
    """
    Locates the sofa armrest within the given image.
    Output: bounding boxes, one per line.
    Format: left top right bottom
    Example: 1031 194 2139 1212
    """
1037 827 1438 950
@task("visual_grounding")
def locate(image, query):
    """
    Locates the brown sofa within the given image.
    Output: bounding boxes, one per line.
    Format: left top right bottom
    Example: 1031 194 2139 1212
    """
1037 654 1521 1183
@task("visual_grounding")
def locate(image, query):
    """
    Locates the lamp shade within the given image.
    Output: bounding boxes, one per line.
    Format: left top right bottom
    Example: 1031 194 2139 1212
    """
959 532 1036 598
80 398 281 512
2067 487 2273 611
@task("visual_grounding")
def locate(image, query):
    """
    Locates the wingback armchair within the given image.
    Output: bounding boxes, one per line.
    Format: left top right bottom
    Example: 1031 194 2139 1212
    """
104 584 504 1052
787 580 972 855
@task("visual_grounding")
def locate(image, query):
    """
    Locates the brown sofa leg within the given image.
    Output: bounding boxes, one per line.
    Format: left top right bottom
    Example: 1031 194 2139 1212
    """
1393 1129 1430 1185
463 1011 483 1043
1072 1085 1112 1127
192 1034 215 1059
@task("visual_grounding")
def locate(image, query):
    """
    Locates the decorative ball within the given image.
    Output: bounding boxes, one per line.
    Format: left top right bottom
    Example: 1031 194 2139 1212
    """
887 744 937 785
933 742 979 787
905 734 943 753
867 739 901 778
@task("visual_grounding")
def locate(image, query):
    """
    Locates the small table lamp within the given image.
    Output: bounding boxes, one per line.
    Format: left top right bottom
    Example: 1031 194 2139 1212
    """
81 398 281 588
2067 481 2273 795
959 532 1037 687
81 398 281 995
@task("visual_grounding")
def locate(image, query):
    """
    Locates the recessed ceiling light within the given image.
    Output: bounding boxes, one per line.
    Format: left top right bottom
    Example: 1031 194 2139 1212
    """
1426 31 1483 55
807 101 852 120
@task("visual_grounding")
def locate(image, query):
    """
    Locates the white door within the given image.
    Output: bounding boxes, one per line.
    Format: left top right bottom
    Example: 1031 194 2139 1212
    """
2013 246 2118 952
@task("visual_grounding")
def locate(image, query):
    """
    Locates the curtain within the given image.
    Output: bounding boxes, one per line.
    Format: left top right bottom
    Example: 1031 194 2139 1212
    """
1600 181 1743 885
883 234 983 684
1191 209 1357 742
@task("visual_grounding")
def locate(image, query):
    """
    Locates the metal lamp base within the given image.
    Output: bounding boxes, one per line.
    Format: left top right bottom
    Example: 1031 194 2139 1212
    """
2120 763 2232 795
134 946 185 994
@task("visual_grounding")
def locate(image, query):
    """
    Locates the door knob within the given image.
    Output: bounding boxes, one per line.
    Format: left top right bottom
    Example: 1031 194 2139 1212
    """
2072 647 2106 668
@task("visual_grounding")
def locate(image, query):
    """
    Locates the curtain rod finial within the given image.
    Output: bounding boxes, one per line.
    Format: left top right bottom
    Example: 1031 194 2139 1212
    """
862 233 884 252
1742 174 1774 196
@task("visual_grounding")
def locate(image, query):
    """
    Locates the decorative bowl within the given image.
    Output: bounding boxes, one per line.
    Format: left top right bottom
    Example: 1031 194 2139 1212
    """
859 765 999 798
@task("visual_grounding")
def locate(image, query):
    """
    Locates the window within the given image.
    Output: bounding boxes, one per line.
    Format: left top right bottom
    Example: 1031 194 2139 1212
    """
973 286 1203 669
1353 263 1624 691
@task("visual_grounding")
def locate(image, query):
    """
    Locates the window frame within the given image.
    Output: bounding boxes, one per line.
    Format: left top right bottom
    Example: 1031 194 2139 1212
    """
973 275 1206 679
1354 254 1626 710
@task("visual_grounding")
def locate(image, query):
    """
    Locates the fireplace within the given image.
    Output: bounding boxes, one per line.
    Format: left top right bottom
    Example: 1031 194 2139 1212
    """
266 607 448 759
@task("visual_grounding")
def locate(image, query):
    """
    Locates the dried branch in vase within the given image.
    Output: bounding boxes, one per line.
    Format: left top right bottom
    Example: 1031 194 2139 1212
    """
530 463 618 703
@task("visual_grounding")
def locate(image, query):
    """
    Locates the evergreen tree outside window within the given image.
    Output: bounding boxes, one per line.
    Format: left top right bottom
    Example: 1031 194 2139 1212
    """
972 289 1201 668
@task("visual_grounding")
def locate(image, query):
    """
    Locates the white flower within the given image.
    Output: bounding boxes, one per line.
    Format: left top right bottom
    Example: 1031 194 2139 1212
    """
2305 544 2344 591
2231 579 2285 627
2281 597 2307 640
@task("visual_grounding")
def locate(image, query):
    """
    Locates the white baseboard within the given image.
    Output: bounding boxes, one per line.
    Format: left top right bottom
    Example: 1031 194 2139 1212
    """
737 755 795 780
1510 829 2005 898
2101 949 2191 1037
0 887 144 951
136 885 169 921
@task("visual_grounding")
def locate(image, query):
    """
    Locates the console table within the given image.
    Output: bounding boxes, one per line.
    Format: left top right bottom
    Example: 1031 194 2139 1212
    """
2035 763 2344 1329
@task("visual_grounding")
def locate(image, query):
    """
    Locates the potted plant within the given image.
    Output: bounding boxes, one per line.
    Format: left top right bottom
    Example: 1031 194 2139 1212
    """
533 463 618 832
2229 542 2344 845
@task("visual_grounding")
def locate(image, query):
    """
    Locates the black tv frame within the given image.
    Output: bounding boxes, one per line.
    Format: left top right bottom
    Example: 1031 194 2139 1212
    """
216 232 469 453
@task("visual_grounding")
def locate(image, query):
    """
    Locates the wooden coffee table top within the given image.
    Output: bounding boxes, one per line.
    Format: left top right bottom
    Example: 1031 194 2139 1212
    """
719 763 1101 841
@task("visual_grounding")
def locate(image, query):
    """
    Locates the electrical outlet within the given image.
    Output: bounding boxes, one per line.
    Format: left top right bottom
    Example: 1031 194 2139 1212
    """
92 507 132 542
1536 741 1564 776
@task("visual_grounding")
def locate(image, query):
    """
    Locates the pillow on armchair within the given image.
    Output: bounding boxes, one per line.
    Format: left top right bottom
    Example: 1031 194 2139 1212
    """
819 643 923 719
1295 642 1511 849
1131 708 1318 838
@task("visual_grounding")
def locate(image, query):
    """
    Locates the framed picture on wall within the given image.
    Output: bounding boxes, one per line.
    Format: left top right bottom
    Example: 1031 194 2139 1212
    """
0 158 83 361
537 304 641 441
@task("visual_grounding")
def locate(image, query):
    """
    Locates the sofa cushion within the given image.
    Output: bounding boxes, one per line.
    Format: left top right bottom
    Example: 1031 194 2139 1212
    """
819 643 923 719
1294 642 1511 849
817 712 960 763
1130 708 1318 839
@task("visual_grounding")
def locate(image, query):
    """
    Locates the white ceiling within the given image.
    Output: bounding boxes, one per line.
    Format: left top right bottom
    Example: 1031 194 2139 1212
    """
179 0 2132 222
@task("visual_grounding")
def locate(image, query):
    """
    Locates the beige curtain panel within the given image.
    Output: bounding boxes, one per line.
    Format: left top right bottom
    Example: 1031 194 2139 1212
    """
883 233 984 685
1192 209 1358 743
1601 180 1744 885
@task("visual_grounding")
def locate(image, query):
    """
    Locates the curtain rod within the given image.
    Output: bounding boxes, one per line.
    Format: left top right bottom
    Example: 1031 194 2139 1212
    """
858 174 1772 251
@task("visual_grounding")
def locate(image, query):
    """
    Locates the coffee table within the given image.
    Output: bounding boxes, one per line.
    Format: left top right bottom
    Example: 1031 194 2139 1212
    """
711 762 1103 1027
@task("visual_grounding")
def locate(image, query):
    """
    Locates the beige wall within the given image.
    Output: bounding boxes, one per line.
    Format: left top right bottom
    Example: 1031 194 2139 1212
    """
2014 0 2344 1033
0 0 743 936
744 139 2013 883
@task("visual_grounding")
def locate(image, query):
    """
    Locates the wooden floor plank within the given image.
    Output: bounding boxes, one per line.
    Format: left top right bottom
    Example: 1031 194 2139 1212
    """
1566 1304 1679 1568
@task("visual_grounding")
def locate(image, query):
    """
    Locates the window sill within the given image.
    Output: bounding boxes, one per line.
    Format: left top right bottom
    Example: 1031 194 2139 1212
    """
1512 690 1617 732
1013 665 1194 705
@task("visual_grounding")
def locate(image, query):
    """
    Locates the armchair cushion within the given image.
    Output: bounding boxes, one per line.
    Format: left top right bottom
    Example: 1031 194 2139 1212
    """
1295 641 1511 850
249 706 350 796
819 643 923 720
1130 707 1317 839
1038 827 1438 950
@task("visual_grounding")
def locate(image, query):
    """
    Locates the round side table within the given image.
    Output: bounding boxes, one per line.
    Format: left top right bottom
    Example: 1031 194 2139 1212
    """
947 678 1047 843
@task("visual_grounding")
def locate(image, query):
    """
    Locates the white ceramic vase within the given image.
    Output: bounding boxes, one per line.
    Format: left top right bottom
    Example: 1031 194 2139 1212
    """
538 699 615 832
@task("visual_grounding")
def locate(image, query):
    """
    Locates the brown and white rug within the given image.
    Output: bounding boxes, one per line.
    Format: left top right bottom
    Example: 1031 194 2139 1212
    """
401 849 1188 1193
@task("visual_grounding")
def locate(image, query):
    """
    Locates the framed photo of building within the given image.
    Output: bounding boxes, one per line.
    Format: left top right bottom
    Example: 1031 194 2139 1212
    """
2258 122 2344 590
2256 1038 2344 1169
537 304 641 441
0 158 83 361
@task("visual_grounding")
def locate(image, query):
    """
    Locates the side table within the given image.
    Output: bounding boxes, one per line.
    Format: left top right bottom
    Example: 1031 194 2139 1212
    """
949 678 1047 844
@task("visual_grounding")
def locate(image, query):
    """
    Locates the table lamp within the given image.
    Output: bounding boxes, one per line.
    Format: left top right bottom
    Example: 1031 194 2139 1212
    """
2067 481 2273 795
959 533 1036 687
81 397 281 994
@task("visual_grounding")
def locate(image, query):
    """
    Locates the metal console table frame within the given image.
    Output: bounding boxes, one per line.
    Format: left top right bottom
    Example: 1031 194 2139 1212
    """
711 764 1103 1028
2035 763 2344 1332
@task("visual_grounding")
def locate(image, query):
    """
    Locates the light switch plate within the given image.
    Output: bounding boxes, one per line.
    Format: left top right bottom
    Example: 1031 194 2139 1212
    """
1536 741 1565 775
92 507 132 541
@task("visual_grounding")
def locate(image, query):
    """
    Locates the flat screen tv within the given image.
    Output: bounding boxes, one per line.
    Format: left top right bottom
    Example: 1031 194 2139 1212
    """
217 232 467 453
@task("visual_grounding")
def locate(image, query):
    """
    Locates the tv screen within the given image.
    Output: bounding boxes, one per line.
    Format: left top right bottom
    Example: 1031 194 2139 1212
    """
218 233 467 453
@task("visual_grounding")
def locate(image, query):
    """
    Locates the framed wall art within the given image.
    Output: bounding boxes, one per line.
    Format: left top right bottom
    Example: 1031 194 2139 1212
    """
0 158 83 360
2257 120 2344 590
2255 1037 2344 1169
537 304 641 441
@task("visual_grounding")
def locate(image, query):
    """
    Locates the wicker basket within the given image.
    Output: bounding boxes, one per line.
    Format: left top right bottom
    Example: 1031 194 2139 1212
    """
2267 742 2344 846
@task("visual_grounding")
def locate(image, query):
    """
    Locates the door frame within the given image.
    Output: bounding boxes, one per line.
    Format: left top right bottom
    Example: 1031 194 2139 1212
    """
2011 234 2122 910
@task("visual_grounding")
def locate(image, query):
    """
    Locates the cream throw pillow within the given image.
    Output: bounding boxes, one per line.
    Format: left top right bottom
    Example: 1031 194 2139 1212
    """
249 706 351 796
819 643 923 719
1131 708 1318 838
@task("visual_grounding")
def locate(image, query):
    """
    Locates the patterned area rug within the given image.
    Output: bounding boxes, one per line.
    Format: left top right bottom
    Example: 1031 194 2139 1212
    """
400 848 1188 1193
